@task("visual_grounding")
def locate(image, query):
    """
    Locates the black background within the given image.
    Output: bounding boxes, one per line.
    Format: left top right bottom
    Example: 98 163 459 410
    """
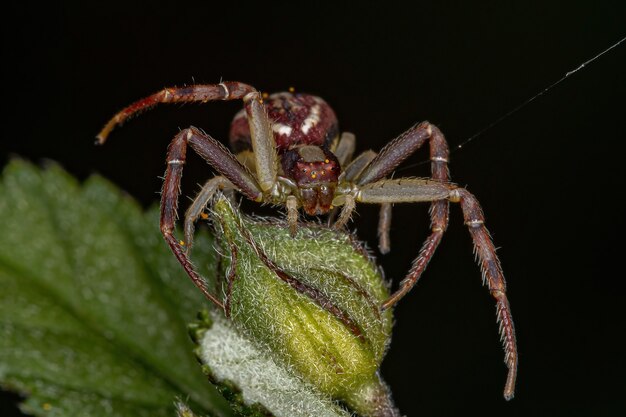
2 2 625 416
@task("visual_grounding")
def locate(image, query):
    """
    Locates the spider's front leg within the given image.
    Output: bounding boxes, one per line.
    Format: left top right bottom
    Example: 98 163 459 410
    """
183 91 284 249
96 81 257 143
97 82 285 303
354 179 517 400
183 176 235 253
241 92 303 234
333 143 397 253
160 126 264 309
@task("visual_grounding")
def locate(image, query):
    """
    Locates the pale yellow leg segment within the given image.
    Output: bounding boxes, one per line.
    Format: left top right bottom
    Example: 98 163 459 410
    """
334 194 356 229
377 203 392 254
184 176 234 253
286 195 299 236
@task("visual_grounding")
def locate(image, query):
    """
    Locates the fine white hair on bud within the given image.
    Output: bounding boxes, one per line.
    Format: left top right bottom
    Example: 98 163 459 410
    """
199 195 398 417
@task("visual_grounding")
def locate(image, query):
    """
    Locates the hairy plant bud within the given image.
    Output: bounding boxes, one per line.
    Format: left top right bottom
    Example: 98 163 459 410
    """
208 195 397 417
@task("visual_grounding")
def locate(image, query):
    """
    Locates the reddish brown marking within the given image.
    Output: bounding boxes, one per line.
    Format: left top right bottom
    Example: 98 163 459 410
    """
382 125 450 308
311 268 383 322
291 158 340 185
281 146 341 215
185 127 263 201
357 121 433 186
261 254 364 341
383 206 448 305
224 243 238 318
160 135 223 308
236 223 365 341
157 125 272 311
229 92 338 152
455 188 517 399
97 82 256 143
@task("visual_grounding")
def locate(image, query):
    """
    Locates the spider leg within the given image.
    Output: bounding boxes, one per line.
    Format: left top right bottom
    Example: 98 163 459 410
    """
334 194 356 228
339 150 377 183
354 120 452 286
356 121 449 186
242 92 279 192
332 150 377 229
377 202 393 254
334 148 394 251
344 122 450 253
97 80 279 195
160 127 265 309
184 176 235 254
356 179 517 400
286 195 299 236
332 132 356 167
96 81 256 143
449 187 517 400
326 132 356 226
98 79 281 200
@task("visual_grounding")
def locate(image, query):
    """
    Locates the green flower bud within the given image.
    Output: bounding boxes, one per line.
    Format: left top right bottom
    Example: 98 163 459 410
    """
209 196 396 417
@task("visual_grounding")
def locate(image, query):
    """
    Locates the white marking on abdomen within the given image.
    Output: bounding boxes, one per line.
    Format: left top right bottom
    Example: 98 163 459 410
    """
272 123 293 136
301 104 321 134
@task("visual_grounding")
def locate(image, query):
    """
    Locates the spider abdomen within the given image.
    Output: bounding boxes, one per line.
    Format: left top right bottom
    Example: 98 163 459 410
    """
229 92 339 153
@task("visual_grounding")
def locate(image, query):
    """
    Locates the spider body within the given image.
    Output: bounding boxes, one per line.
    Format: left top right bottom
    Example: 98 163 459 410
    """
97 81 518 399
229 92 341 215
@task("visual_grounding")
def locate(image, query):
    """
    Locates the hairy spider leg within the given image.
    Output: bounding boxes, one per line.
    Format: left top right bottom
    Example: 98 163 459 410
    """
97 82 279 193
97 82 256 143
356 177 517 400
161 127 264 309
343 121 515 398
97 81 284 271
336 122 451 281
332 146 394 252
366 123 451 307
377 202 393 254
452 187 517 400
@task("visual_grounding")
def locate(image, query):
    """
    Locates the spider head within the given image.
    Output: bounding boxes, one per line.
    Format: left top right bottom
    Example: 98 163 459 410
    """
282 145 340 216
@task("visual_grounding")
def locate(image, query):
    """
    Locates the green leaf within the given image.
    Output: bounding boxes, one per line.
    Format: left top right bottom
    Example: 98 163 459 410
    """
0 160 399 417
0 160 232 417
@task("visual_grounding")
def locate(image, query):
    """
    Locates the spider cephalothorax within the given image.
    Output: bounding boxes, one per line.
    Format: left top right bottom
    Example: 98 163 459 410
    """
97 81 518 399
280 145 340 215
